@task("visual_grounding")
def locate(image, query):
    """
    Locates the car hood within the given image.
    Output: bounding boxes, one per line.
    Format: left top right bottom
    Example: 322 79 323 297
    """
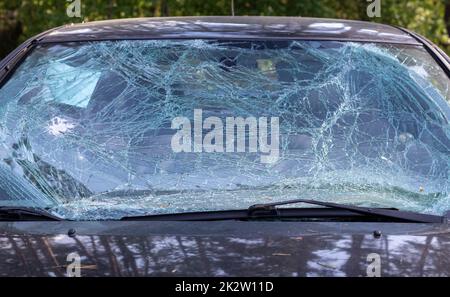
0 221 449 276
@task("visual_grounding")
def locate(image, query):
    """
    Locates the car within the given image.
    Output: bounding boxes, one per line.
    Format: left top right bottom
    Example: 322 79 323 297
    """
0 16 449 277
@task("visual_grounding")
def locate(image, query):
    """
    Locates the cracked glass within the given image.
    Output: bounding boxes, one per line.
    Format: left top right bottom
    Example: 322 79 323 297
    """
1 39 450 220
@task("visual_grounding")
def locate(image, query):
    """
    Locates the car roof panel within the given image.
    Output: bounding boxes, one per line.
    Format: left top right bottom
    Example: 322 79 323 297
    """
40 16 420 45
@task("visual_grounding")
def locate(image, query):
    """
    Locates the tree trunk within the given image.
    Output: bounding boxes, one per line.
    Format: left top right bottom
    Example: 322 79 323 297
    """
445 0 450 38
0 10 22 59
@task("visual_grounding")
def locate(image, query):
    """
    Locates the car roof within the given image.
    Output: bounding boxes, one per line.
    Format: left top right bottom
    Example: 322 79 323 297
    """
40 16 420 45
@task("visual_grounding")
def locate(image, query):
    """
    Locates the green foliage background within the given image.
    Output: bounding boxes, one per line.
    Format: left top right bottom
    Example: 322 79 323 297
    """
1 0 450 59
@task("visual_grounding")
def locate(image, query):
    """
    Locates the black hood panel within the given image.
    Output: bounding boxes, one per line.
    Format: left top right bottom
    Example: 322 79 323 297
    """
0 221 449 277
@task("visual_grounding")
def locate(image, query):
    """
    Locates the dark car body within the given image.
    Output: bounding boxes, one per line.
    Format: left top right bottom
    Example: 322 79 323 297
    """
1 17 450 277
1 221 450 277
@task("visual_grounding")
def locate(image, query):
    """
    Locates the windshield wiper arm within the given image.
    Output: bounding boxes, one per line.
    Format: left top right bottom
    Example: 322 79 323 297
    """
249 198 447 224
121 198 447 223
0 206 61 221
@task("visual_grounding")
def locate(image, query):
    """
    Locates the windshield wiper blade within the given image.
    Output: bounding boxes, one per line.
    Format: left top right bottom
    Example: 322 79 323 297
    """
0 206 61 221
249 198 447 224
121 198 447 223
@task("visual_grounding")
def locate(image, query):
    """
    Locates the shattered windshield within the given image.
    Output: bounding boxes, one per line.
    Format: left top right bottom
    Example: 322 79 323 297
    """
1 39 450 220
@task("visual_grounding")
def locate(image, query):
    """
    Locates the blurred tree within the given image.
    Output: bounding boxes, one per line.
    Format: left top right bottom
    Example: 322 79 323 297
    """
0 0 449 59
0 7 22 58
